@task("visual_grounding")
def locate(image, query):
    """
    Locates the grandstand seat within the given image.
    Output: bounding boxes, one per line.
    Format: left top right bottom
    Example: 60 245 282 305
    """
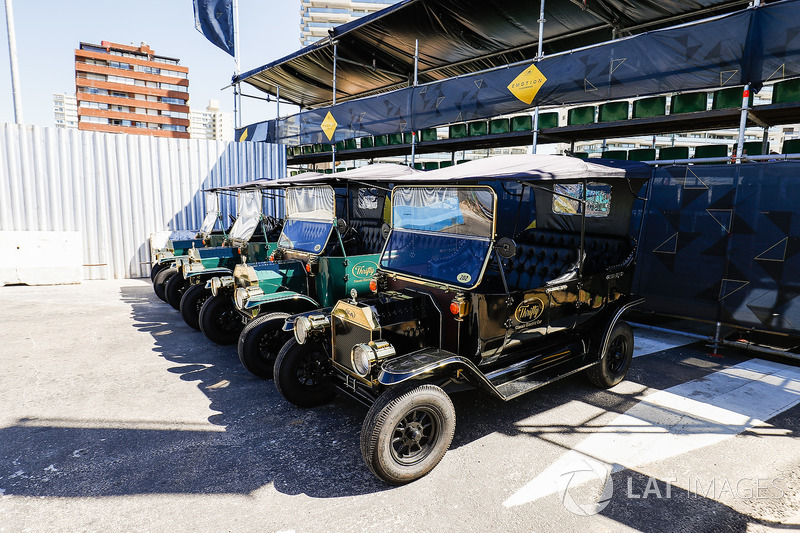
628 148 656 161
510 115 532 132
490 118 510 135
568 106 595 125
601 150 627 160
658 146 689 160
773 79 800 104
670 92 707 114
468 121 489 136
599 101 629 122
633 97 666 118
449 123 468 139
712 86 753 110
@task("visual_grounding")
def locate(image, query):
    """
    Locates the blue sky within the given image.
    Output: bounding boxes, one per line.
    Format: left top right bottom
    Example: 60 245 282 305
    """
0 1 303 127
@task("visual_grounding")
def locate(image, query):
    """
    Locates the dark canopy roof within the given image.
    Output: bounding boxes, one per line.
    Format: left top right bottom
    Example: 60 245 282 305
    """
236 0 751 108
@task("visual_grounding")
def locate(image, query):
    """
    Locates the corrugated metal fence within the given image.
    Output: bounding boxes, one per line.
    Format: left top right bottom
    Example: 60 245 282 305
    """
0 123 286 279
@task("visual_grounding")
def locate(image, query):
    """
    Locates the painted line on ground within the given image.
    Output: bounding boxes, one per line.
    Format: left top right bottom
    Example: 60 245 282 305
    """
632 326 699 358
503 358 800 507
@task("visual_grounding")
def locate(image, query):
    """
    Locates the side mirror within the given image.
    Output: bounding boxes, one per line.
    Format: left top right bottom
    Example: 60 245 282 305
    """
381 223 391 239
337 218 348 234
495 237 517 259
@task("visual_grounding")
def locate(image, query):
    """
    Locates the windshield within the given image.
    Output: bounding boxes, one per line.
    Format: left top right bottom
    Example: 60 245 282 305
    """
381 186 495 288
200 191 220 235
228 191 262 242
278 186 335 254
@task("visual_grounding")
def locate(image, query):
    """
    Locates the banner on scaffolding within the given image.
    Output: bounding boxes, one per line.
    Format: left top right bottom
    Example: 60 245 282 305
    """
237 0 800 145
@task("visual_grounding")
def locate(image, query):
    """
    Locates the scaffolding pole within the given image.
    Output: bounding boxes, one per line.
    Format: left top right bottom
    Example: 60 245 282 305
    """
4 0 23 124
332 41 338 171
233 0 242 128
411 39 419 166
531 0 545 154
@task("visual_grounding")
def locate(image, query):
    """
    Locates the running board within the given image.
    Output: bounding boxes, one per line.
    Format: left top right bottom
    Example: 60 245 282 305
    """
487 350 594 401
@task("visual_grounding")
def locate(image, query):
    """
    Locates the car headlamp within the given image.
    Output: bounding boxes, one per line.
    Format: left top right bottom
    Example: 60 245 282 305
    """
294 316 312 345
351 344 373 377
234 287 248 310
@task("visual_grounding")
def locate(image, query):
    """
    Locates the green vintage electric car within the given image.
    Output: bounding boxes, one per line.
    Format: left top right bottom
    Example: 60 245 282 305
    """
200 165 417 371
161 183 282 324
151 187 230 298
276 154 651 484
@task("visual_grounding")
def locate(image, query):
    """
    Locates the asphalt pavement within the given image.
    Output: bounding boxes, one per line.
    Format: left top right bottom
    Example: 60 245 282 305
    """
0 280 798 532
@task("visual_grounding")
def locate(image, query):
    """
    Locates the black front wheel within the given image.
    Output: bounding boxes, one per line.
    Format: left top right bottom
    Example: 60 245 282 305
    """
180 284 211 331
199 294 244 345
164 273 190 310
153 267 177 302
273 338 335 407
150 262 168 282
586 320 634 388
238 312 292 379
361 383 455 485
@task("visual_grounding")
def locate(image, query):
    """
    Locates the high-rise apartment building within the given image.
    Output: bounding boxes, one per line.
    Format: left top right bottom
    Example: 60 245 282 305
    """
53 93 79 130
74 41 190 138
300 0 398 46
189 99 234 141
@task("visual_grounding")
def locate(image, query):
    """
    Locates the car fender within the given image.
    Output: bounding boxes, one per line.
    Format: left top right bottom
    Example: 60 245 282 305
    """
244 290 319 312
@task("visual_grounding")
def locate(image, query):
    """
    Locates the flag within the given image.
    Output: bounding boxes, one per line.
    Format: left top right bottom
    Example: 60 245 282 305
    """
193 0 235 57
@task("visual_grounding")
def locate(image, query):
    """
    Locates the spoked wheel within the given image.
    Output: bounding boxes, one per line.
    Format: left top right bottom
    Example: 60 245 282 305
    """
361 383 455 485
199 294 244 345
587 320 634 388
238 312 291 379
153 267 177 302
273 338 335 407
164 273 190 310
179 284 211 331
150 262 168 282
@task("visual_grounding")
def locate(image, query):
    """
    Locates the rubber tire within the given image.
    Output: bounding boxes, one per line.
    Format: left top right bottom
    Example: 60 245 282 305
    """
361 383 455 485
153 267 177 302
198 294 244 345
274 338 336 407
587 321 634 389
238 312 292 379
150 262 167 282
180 283 212 331
164 273 190 310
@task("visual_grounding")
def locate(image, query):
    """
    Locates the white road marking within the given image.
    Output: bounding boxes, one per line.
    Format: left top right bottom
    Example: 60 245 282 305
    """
633 327 698 358
504 358 800 507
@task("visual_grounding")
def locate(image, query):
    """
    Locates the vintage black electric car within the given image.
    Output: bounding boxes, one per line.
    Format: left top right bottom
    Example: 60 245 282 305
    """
275 154 651 484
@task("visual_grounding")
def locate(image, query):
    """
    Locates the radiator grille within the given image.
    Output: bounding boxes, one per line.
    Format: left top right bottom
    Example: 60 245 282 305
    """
332 315 373 371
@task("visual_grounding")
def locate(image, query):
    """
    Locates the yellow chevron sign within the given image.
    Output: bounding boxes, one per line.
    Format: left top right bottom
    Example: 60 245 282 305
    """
507 64 547 105
321 111 338 141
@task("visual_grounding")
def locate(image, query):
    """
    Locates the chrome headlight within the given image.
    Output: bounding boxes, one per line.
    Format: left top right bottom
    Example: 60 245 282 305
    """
210 276 234 297
294 316 312 345
351 343 373 377
234 287 248 309
210 277 222 296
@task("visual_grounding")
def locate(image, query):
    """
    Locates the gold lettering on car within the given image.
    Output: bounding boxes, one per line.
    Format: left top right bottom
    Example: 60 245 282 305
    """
515 297 546 323
352 260 377 280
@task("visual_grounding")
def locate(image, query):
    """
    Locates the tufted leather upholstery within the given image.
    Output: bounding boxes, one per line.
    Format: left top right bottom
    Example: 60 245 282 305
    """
504 229 631 291
350 218 386 255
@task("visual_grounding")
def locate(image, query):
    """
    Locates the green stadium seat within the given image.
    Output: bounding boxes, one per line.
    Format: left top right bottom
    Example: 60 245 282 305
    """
439 160 454 168
449 123 468 139
712 87 753 110
573 152 589 159
742 141 768 156
360 137 374 149
538 112 558 129
773 79 800 104
489 118 510 135
335 141 345 151
374 135 389 147
457 159 469 164
336 167 347 172
633 97 667 118
568 106 596 125
312 144 323 153
694 144 728 161
387 133 403 145
670 92 707 114
598 101 629 122
782 139 800 154
510 115 532 132
342 138 357 150
601 150 627 160
658 146 690 160
321 143 332 152
468 121 489 136
324 168 333 174
419 128 437 142
302 145 314 155
403 132 414 144
413 162 424 170
628 148 656 161
423 162 440 170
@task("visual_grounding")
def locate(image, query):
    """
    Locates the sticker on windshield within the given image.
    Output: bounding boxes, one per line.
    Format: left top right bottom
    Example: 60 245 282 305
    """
457 272 472 284
314 244 321 251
